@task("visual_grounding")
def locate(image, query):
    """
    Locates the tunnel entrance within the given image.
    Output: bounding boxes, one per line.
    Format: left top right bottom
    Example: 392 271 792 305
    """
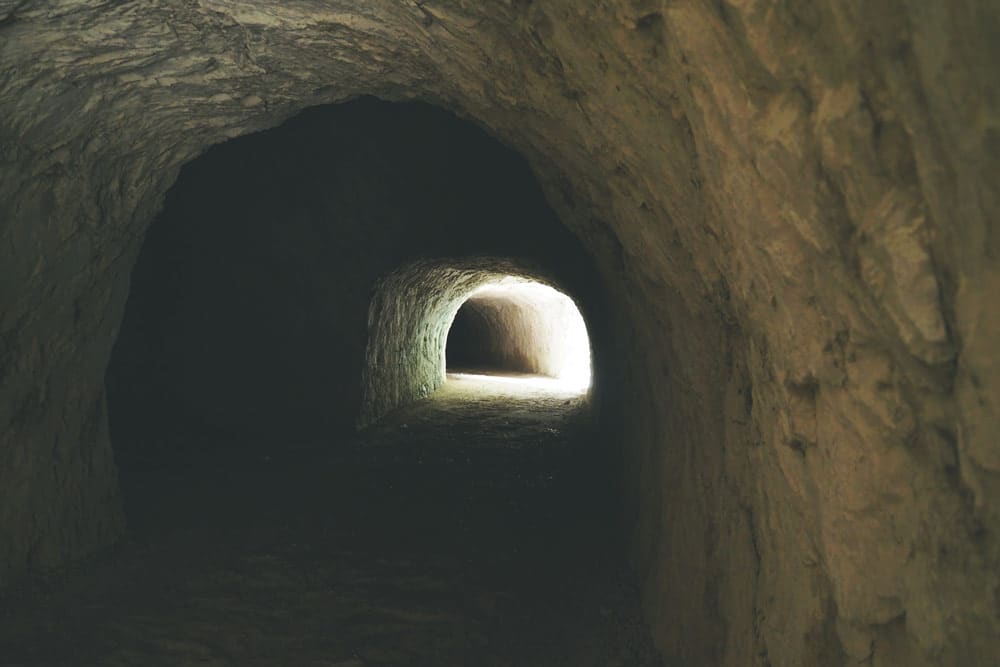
355 258 603 428
0 99 659 665
446 278 592 391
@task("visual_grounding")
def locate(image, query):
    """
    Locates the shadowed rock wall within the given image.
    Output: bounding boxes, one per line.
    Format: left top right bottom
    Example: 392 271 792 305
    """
1 1 997 664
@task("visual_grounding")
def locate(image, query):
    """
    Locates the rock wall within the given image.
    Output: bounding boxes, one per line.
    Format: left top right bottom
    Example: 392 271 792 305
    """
1 1 997 664
361 261 497 427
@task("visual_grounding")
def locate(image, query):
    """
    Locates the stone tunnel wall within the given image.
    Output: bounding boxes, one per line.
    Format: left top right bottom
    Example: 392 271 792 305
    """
1 1 998 664
360 261 532 428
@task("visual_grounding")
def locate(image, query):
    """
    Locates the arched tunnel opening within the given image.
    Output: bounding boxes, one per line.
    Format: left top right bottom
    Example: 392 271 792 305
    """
0 98 653 664
445 278 592 391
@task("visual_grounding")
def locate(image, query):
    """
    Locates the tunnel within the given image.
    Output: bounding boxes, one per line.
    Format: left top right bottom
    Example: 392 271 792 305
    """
445 278 592 389
1 3 998 666
48 99 636 664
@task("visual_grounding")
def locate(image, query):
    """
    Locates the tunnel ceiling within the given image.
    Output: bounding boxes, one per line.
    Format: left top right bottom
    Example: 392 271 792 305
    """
1 2 998 665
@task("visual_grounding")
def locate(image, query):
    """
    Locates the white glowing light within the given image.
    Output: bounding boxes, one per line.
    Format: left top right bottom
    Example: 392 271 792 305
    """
449 372 586 394
451 278 592 393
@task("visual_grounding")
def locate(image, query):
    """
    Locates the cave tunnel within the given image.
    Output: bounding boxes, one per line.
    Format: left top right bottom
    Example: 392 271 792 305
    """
7 98 638 665
445 278 593 390
1 3 998 666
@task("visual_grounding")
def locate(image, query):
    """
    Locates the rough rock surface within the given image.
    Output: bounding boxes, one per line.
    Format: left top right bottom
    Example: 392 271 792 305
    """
359 261 509 430
0 1 998 664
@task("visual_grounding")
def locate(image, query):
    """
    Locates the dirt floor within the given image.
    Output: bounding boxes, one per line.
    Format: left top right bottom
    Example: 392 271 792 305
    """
0 373 662 666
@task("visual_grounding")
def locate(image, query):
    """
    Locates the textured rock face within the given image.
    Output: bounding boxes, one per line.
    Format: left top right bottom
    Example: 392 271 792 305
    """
1 1 998 665
359 261 518 428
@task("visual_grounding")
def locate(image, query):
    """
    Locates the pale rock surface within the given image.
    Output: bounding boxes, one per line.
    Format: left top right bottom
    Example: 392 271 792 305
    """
1 1 998 664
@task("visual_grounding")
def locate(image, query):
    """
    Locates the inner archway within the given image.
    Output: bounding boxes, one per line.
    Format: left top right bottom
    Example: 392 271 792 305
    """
355 256 610 430
446 278 592 391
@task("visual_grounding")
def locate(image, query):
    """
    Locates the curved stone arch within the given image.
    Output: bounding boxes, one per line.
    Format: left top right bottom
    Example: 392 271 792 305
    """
358 257 597 429
445 279 592 383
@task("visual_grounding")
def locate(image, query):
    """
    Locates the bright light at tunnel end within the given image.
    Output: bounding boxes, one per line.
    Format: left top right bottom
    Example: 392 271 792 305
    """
459 278 592 393
450 371 590 393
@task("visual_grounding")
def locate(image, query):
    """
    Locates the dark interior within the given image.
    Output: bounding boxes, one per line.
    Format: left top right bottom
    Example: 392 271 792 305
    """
20 98 656 664
105 97 605 463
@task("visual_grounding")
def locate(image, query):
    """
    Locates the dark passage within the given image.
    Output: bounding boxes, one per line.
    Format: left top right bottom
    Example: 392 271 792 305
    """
0 379 658 665
0 99 654 664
